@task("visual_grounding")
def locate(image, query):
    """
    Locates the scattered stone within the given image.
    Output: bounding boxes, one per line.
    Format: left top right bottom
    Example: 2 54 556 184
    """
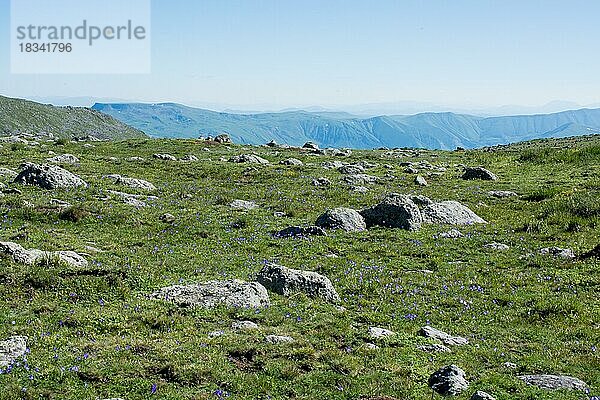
428 365 469 396
462 167 497 181
275 226 326 238
149 280 270 309
417 344 452 353
104 175 156 191
485 242 510 250
153 153 177 161
360 193 422 230
302 141 319 150
470 390 496 400
273 211 286 218
208 330 225 338
421 201 487 225
0 336 27 367
280 158 303 166
232 320 259 330
107 190 157 207
214 134 232 143
0 241 88 268
439 229 463 239
343 174 378 185
351 185 369 193
518 375 588 391
488 190 517 198
0 168 18 180
14 163 87 190
415 175 428 186
502 362 518 369
315 207 366 232
312 177 331 186
368 327 395 339
364 343 379 350
47 154 79 164
159 213 176 223
127 156 145 161
180 154 199 161
229 154 270 164
404 167 419 174
338 164 364 175
266 140 277 147
321 161 345 169
539 247 576 259
256 262 340 303
265 335 294 344
419 326 468 346
229 199 259 210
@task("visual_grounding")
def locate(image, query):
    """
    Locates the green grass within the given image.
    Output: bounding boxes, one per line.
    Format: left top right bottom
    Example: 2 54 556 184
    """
0 136 599 399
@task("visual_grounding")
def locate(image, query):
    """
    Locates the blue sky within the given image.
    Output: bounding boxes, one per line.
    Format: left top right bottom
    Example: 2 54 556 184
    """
1 0 600 110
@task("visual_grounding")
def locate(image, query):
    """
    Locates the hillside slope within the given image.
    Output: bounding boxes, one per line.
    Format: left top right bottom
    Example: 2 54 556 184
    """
0 95 146 140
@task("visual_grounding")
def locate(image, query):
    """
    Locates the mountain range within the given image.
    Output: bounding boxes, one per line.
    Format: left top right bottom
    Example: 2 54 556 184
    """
0 95 145 140
92 102 600 149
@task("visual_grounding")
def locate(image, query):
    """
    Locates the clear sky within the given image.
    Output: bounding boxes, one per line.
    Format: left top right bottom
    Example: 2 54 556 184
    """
1 0 600 110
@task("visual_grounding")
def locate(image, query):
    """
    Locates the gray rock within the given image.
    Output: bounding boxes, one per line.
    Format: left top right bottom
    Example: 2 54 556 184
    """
256 262 340 303
153 153 177 161
0 336 27 367
360 193 422 230
105 175 156 191
0 168 18 180
315 207 366 232
107 190 157 207
364 342 379 350
230 199 259 210
462 167 497 181
338 164 364 175
439 229 463 239
232 320 259 330
343 174 378 185
229 154 270 164
214 134 232 143
265 335 294 344
180 154 199 161
410 195 434 206
428 365 469 396
275 226 326 238
518 375 587 391
312 177 331 186
404 167 419 174
368 327 395 339
280 158 303 166
47 154 79 164
422 201 487 225
302 141 319 150
488 190 517 198
149 280 270 309
415 175 428 186
419 326 469 346
539 247 575 259
470 390 496 400
14 163 87 190
485 242 510 250
351 185 369 193
159 213 176 223
321 161 345 170
0 242 87 268
417 344 452 353
127 156 145 161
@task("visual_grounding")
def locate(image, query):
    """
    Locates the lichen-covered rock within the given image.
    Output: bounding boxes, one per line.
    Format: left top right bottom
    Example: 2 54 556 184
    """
422 201 487 225
229 154 270 164
256 262 340 303
518 375 588 391
315 207 366 232
47 154 80 164
539 247 575 259
0 336 27 367
153 153 177 161
230 199 259 210
0 241 88 268
265 335 294 344
279 158 303 166
368 327 395 339
149 280 270 308
343 174 378 185
488 190 517 198
104 174 156 191
419 326 469 346
360 193 422 230
14 163 87 190
485 242 510 250
428 365 469 396
338 164 364 175
470 390 496 400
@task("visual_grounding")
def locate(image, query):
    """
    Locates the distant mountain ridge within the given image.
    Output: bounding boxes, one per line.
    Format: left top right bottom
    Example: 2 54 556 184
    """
0 95 146 140
92 102 600 149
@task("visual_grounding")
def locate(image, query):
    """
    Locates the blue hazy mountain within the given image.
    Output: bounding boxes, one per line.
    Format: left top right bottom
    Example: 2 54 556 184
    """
92 102 600 149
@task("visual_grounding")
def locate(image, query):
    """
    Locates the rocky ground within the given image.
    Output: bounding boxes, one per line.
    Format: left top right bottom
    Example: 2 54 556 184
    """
0 135 598 399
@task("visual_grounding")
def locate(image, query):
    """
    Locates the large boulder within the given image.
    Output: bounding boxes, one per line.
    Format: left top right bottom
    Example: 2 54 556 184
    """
256 262 340 303
0 336 27 367
214 134 232 144
360 193 422 230
315 208 366 232
149 280 270 309
14 163 87 190
462 167 497 181
0 241 88 268
421 201 487 225
518 375 587 391
428 365 469 396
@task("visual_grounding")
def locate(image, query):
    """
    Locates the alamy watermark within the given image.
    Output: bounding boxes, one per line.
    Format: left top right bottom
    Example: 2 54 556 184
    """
11 0 151 74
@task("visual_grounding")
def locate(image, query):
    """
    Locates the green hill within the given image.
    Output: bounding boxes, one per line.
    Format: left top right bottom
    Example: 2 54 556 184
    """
0 95 146 140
